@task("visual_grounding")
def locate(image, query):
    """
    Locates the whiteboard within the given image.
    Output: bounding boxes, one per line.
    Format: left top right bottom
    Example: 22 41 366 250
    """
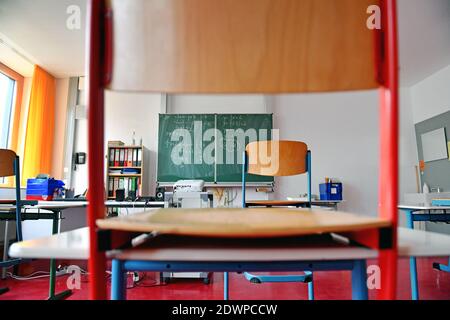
421 128 448 162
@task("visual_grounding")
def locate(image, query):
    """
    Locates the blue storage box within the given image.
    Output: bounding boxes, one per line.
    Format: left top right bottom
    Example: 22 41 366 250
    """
26 178 65 201
319 182 343 201
431 199 450 206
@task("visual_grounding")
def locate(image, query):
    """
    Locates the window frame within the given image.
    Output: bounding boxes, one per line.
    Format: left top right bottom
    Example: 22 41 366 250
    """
0 63 24 150
0 62 24 187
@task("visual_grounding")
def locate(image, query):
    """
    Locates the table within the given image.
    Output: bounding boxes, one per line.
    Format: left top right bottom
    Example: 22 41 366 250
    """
9 227 450 300
398 204 450 300
9 227 374 300
245 199 342 211
47 200 165 209
97 206 389 300
288 198 343 210
0 200 163 299
0 201 87 299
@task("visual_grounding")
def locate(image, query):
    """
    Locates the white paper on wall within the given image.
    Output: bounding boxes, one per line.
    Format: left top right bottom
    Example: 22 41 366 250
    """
421 127 448 162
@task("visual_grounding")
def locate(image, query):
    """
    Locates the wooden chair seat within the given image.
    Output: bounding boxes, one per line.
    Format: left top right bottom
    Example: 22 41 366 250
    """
96 208 391 238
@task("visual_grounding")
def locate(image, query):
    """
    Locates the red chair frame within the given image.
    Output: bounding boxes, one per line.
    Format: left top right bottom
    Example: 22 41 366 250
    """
85 0 398 300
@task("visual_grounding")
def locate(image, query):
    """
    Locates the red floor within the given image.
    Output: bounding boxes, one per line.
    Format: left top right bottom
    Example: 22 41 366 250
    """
1 258 449 300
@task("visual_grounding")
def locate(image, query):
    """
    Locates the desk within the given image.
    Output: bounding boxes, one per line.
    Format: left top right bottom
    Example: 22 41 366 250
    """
44 200 165 209
0 201 86 300
0 200 163 299
245 199 342 211
398 204 450 300
9 227 450 300
289 198 343 210
106 200 164 208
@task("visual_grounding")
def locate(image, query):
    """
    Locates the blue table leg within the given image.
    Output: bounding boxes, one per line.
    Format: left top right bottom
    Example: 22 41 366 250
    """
223 272 229 300
442 257 450 272
111 259 126 300
405 209 419 300
307 272 314 300
351 260 368 300
433 257 450 273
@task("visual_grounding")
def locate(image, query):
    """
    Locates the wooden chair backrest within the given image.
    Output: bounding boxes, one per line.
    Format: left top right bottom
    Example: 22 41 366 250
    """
107 0 379 93
246 141 308 177
0 149 17 177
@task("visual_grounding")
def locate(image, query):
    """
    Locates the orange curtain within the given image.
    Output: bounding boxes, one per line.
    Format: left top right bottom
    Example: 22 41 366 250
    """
22 65 55 184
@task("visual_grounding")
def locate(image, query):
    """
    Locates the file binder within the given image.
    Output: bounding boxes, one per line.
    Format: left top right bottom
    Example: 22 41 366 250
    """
108 178 113 197
109 149 115 167
137 149 142 166
127 149 133 167
106 144 145 200
119 149 125 166
133 149 138 166
113 177 119 197
114 149 120 166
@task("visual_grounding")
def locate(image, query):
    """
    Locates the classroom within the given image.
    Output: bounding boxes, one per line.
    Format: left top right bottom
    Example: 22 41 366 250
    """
0 0 449 306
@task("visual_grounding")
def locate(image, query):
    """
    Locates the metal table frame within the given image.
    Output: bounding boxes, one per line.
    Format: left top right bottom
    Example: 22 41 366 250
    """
1 200 164 300
9 227 450 300
0 207 69 300
110 259 368 301
398 206 450 300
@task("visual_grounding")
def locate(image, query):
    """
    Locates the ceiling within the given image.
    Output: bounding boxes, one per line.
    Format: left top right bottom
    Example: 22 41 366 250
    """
397 0 450 86
0 0 86 78
0 0 449 85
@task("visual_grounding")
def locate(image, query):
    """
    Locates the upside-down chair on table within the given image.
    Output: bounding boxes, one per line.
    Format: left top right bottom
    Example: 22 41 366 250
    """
85 0 399 300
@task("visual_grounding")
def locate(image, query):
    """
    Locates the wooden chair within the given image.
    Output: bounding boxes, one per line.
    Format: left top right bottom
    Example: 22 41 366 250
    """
243 140 311 208
240 140 314 299
0 149 23 294
86 0 399 300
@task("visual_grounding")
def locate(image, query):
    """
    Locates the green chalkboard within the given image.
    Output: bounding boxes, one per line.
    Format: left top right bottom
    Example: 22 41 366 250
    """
158 114 215 182
157 114 273 184
217 114 273 183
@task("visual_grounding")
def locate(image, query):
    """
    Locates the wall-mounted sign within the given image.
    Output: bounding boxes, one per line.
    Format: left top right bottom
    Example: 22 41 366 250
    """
421 127 448 162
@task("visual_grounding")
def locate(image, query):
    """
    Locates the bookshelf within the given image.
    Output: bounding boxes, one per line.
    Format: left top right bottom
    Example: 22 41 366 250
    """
106 144 145 200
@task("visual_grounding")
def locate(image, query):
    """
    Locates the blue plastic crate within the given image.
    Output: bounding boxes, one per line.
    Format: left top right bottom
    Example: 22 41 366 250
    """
319 182 342 201
431 199 450 206
26 178 65 200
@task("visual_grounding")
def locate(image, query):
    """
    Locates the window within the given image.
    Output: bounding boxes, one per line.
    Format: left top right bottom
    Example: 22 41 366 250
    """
0 71 16 149
0 63 24 186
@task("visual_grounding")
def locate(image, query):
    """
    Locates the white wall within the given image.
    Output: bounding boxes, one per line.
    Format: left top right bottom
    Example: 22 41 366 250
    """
168 94 268 114
410 64 450 124
71 90 163 195
272 91 379 216
72 118 87 194
399 87 420 197
104 90 163 194
273 89 418 217
51 78 69 179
